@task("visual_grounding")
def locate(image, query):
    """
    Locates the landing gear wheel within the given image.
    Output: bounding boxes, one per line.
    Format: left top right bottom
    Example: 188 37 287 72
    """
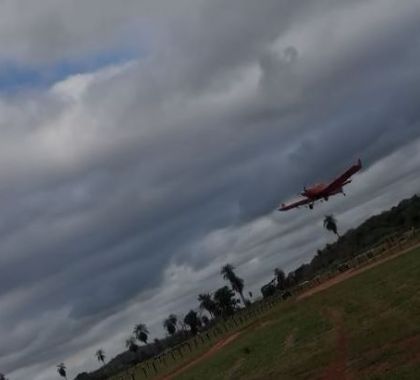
309 204 314 210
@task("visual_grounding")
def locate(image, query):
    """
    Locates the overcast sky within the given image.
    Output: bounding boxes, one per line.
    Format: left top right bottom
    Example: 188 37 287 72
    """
1 1 420 379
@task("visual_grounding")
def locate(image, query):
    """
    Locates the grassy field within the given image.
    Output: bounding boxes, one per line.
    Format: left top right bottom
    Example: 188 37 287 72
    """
174 246 420 380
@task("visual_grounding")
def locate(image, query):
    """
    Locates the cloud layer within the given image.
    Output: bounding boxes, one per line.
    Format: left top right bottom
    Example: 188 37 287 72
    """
1 1 420 379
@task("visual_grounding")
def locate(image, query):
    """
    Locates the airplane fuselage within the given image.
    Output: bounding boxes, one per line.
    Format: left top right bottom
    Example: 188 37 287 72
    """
301 183 327 198
302 181 349 200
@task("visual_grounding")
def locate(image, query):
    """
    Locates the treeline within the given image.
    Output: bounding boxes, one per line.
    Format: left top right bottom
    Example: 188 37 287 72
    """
285 194 420 286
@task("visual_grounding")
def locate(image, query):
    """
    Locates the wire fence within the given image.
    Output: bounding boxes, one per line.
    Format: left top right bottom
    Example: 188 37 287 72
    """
108 299 277 380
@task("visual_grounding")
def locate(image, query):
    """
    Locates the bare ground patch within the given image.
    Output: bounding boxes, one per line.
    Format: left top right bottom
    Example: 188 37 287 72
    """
157 320 262 380
158 332 242 380
283 330 296 351
321 309 353 380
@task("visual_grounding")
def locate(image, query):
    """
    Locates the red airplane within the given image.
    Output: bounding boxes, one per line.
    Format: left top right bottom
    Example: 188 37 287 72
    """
278 159 362 211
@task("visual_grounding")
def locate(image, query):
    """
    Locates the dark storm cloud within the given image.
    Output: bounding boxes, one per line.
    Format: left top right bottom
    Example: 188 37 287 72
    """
1 1 420 379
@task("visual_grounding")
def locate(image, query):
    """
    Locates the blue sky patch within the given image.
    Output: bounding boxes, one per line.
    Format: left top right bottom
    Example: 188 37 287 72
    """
0 47 139 93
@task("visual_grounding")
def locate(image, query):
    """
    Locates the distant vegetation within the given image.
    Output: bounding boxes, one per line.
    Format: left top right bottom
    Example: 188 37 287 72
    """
323 214 339 238
291 194 420 286
57 363 67 379
40 194 420 380
95 350 105 365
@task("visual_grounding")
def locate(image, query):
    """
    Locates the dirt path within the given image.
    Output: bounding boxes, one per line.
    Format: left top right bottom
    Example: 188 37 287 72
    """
283 329 296 351
158 332 241 380
322 309 352 380
158 320 263 380
298 242 420 301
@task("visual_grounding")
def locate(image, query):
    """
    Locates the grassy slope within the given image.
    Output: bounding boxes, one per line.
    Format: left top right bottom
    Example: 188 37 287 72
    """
175 247 420 380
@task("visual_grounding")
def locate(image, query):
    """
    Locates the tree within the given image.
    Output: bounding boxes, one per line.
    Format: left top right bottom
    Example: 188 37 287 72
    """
285 271 296 288
133 323 149 344
184 310 200 335
176 314 189 336
324 215 340 238
261 281 276 298
163 314 177 336
202 315 210 326
213 286 238 316
221 264 247 306
198 293 218 318
0 373 9 380
96 349 106 365
274 268 286 289
168 314 177 326
57 363 67 379
125 336 139 352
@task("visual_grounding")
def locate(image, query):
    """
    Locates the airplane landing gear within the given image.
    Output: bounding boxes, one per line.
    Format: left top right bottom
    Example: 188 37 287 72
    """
309 204 314 210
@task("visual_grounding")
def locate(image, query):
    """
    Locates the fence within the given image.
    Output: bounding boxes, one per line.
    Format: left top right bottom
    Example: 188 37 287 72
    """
292 227 420 296
108 299 278 380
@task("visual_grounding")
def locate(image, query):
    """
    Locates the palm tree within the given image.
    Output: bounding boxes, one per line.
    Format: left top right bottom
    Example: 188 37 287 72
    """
274 268 286 290
163 314 177 336
96 349 106 365
221 264 247 306
133 323 149 344
125 336 139 352
198 293 218 318
57 363 67 379
169 313 177 323
324 215 340 238
214 286 238 316
184 310 200 335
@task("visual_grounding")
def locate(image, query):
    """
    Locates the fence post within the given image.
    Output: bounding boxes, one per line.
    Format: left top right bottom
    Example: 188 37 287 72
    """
152 361 158 375
142 367 148 378
177 347 184 358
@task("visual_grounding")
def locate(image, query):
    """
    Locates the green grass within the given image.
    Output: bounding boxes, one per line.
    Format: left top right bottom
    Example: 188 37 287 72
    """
175 247 420 380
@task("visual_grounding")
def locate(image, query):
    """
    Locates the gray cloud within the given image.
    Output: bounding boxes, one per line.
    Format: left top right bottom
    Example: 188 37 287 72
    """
1 1 420 379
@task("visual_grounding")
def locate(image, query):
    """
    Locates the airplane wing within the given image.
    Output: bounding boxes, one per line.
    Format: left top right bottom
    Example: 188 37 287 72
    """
322 159 362 195
278 198 312 211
